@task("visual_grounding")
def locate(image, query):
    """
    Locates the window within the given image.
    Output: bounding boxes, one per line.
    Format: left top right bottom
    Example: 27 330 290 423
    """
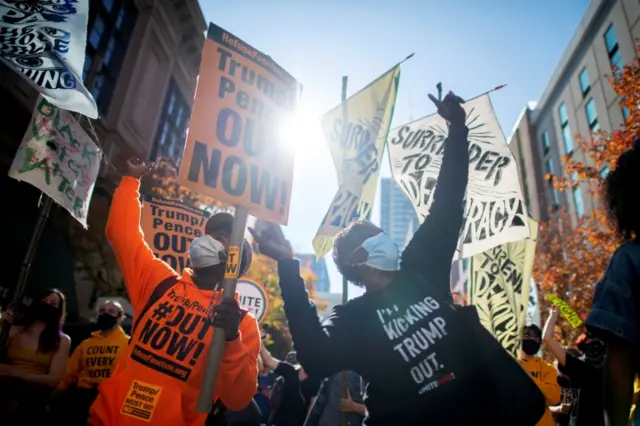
541 131 551 155
622 106 630 122
151 79 191 161
552 187 560 208
515 130 531 209
600 166 610 178
585 98 599 133
84 0 138 114
604 24 623 72
545 158 555 176
573 187 585 218
579 67 590 95
558 103 574 154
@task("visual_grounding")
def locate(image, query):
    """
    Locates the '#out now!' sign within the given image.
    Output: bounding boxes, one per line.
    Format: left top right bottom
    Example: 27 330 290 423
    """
178 23 301 225
236 279 269 323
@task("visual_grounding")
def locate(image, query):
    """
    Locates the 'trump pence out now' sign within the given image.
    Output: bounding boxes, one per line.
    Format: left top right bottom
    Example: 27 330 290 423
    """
140 196 209 273
9 97 102 228
179 23 301 225
236 279 269 323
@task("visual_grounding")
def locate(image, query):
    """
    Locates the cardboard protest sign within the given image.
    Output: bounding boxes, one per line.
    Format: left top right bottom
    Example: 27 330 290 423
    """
179 23 300 225
469 218 538 356
236 279 269 323
387 94 530 259
547 294 583 328
140 196 209 273
9 97 102 228
0 0 98 118
313 66 401 257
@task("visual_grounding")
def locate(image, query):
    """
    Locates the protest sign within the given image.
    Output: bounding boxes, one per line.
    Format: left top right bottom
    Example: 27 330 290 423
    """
469 218 538 356
313 66 401 257
387 94 530 259
8 97 102 228
236 279 269 323
140 196 209 274
178 23 300 225
547 294 583 328
0 0 98 118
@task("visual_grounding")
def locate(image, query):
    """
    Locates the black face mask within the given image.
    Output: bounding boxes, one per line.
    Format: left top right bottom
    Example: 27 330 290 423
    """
96 313 118 331
33 302 59 324
522 339 541 355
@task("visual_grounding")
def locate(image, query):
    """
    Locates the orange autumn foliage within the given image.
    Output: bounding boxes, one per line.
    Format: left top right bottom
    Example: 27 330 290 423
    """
533 44 640 345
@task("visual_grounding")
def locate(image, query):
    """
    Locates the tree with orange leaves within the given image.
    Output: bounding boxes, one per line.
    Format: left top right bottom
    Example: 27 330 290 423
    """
533 44 640 345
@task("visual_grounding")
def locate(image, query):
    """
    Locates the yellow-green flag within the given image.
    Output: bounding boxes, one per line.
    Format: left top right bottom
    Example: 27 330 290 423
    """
468 218 539 356
312 66 401 258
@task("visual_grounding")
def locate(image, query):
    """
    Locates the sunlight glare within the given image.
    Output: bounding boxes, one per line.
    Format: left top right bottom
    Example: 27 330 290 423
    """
277 107 325 158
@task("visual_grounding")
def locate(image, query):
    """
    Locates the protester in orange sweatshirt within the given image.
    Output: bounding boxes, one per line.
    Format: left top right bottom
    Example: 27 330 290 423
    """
89 158 260 426
519 324 561 426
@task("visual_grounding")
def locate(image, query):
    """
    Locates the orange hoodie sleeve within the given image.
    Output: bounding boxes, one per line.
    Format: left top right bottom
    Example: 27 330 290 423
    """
538 362 562 406
214 313 260 411
57 341 84 390
105 176 177 310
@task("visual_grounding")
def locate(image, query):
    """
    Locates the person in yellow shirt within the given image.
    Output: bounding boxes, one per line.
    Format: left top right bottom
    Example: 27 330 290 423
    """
49 300 130 425
519 324 561 426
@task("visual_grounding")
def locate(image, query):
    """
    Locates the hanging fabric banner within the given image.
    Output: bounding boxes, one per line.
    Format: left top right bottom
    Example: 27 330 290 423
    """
8 97 102 228
0 0 98 118
312 66 401 258
387 94 530 259
468 218 539 356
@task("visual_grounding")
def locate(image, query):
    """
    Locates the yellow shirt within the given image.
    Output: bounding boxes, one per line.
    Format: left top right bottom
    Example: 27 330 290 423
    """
629 377 640 424
58 326 130 390
519 356 561 426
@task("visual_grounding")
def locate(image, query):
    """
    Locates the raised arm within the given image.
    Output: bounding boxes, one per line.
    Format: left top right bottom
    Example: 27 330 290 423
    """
214 313 261 411
543 308 567 366
277 259 353 378
105 159 176 309
401 92 469 292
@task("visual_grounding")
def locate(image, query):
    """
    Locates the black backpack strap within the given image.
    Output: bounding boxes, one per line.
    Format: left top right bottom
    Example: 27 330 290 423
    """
131 275 180 340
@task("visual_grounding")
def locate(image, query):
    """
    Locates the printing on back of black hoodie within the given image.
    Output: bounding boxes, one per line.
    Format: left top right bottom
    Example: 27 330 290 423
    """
277 123 474 426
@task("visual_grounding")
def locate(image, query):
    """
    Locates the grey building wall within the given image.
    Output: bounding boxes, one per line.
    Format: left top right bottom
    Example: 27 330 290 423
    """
512 0 640 228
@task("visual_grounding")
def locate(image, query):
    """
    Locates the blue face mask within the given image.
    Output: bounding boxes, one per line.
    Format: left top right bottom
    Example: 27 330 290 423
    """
358 233 400 272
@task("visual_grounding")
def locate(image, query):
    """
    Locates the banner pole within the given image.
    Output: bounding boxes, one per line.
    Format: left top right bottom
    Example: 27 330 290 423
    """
0 195 53 361
197 205 249 413
340 75 349 426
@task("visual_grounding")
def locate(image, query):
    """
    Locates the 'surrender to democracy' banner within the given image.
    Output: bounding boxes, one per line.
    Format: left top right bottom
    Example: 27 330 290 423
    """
312 66 401 257
140 196 209 274
8 97 102 228
178 23 301 225
468 218 539 356
0 0 98 118
387 94 530 259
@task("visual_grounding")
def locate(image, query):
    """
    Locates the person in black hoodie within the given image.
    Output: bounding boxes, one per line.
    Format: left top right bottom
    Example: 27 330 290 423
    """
250 91 487 425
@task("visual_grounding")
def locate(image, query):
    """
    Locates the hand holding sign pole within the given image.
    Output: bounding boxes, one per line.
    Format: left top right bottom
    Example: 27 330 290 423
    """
197 205 248 413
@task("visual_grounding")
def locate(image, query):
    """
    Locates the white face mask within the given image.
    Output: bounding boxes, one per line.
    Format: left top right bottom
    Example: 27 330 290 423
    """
357 233 400 272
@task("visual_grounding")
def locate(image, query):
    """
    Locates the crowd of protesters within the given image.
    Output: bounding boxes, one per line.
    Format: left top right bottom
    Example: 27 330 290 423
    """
0 91 640 426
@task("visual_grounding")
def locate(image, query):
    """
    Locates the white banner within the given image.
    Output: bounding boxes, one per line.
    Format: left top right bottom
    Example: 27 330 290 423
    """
313 66 401 257
9 97 102 228
387 94 529 259
526 278 541 328
0 0 98 118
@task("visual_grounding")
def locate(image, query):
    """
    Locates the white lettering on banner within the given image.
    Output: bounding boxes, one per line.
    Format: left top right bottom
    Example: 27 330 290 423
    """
387 94 530 259
375 296 455 395
0 0 98 118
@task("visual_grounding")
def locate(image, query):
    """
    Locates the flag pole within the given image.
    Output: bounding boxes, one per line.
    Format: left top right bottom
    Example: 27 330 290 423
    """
340 75 350 426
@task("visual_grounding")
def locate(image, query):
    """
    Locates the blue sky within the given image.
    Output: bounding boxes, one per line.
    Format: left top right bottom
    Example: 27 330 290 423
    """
198 0 591 296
